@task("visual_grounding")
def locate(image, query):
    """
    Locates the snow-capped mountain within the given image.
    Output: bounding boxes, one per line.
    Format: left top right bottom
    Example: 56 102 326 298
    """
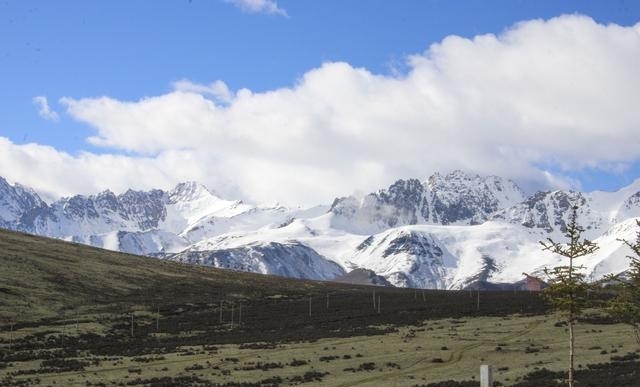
0 177 48 229
1 179 310 255
493 180 640 240
1 171 639 289
329 171 525 233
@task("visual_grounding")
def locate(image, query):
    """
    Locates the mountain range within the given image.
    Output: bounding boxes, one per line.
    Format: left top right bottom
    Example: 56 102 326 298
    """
1 170 639 289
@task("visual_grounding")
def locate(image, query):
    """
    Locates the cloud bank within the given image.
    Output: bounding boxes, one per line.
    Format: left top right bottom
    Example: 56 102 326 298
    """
3 15 640 205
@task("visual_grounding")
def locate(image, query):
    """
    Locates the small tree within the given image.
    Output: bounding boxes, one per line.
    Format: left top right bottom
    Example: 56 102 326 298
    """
609 220 640 344
540 205 599 387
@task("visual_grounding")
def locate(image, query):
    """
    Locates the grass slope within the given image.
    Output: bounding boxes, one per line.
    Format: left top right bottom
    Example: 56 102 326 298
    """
0 228 357 321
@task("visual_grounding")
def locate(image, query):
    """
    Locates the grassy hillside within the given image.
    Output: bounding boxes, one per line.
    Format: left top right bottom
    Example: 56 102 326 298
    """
0 228 363 322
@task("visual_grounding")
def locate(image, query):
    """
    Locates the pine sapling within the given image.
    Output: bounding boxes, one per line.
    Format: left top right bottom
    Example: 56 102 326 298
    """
540 205 599 387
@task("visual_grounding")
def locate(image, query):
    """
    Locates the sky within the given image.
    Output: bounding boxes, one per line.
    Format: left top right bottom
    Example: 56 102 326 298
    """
0 0 639 206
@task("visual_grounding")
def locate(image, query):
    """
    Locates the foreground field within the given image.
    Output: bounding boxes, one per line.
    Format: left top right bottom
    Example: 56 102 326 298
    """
1 228 639 386
1 311 638 387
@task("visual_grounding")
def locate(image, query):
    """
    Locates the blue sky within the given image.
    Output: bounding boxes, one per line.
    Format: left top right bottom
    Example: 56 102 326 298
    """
0 0 639 204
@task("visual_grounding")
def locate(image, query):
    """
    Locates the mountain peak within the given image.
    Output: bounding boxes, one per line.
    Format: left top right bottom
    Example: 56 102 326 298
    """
445 169 475 180
427 170 476 184
96 189 117 199
0 176 47 224
169 181 220 203
330 171 527 231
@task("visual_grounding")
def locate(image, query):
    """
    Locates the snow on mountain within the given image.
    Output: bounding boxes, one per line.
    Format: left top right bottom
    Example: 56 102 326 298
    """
177 205 294 243
1 171 640 288
329 171 525 234
313 220 552 290
493 178 640 240
184 213 367 269
584 218 640 280
162 181 252 235
181 214 590 290
426 171 526 224
161 181 330 245
69 229 190 256
0 176 47 228
172 173 640 289
492 190 588 236
588 179 640 225
347 228 456 289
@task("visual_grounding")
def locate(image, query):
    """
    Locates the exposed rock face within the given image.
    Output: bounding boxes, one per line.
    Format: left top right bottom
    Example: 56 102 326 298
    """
170 241 345 281
20 189 168 238
457 255 500 289
492 190 594 234
0 177 48 229
330 170 525 233
118 189 168 230
428 171 525 225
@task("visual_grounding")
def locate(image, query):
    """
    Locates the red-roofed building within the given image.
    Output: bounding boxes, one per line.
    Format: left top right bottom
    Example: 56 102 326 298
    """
522 273 547 292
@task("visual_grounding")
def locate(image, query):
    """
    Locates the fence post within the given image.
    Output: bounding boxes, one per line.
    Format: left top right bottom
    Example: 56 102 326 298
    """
480 364 492 387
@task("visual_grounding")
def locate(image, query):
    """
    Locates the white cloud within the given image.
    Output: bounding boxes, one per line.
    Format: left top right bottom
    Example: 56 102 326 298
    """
3 15 640 206
172 79 234 104
32 96 59 122
0 137 241 201
225 0 288 17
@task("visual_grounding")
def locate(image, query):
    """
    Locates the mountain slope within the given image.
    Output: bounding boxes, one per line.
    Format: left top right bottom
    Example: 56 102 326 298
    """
171 240 345 280
348 228 456 289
